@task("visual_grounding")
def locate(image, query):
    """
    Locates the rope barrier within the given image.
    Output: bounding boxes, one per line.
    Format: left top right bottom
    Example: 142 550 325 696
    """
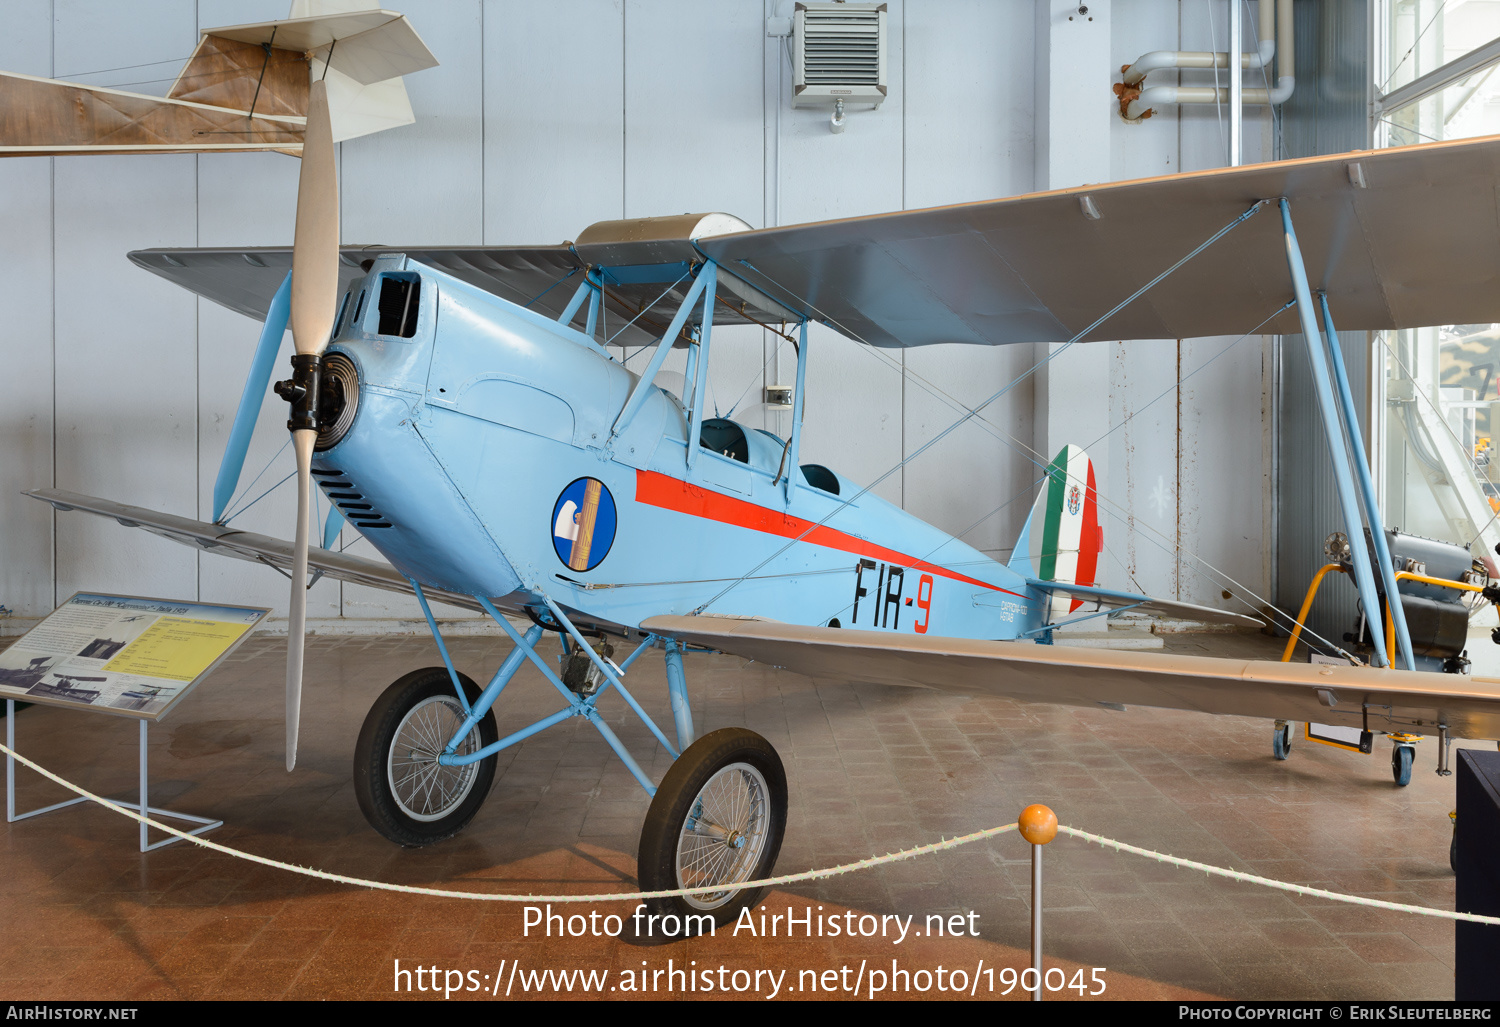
6 739 1497 924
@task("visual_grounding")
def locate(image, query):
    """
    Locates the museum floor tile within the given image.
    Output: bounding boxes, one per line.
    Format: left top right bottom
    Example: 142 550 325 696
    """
0 629 1478 1001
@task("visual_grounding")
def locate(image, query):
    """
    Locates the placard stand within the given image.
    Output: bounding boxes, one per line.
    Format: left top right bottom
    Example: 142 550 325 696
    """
5 698 222 852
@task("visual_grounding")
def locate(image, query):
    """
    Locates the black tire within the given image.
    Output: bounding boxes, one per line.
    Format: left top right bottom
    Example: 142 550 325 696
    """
354 667 498 846
1392 744 1414 787
637 728 787 930
1273 723 1293 761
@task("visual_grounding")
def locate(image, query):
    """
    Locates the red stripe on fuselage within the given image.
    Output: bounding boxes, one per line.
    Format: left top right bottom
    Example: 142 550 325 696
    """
633 469 1021 596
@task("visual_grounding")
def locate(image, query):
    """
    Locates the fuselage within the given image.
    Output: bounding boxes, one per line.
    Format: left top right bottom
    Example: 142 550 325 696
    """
312 255 1046 641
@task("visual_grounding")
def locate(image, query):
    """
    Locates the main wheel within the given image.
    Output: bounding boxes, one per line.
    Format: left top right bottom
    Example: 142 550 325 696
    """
1391 744 1414 787
1272 722 1293 761
637 728 787 929
354 668 498 846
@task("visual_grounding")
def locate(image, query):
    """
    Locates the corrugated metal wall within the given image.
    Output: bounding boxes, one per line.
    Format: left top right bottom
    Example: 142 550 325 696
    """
1275 0 1373 649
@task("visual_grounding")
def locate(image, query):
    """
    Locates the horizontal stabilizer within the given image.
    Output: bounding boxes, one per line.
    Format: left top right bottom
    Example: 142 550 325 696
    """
1025 579 1264 629
642 614 1500 741
208 10 438 85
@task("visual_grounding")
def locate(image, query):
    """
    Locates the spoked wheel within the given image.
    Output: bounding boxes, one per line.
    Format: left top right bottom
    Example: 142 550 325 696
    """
354 667 498 846
1272 722 1293 761
1391 744 1414 787
638 728 787 929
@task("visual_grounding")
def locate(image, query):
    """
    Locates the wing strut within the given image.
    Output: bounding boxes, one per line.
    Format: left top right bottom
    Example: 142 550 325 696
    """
1317 292 1415 670
1279 199 1412 670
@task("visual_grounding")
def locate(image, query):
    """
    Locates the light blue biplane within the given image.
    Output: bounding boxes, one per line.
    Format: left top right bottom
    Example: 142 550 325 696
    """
32 84 1500 924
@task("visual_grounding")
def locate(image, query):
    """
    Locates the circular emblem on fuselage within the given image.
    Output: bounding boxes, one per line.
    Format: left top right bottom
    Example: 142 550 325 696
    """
551 477 617 572
1067 484 1081 516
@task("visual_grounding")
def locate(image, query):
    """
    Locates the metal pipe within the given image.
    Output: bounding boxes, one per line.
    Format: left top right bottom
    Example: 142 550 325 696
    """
1123 0 1293 121
1230 0 1243 166
1122 0 1276 84
1032 839 1044 1001
1279 563 1348 662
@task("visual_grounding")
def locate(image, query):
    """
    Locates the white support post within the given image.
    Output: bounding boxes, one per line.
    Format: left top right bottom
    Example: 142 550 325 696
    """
1034 0 1112 548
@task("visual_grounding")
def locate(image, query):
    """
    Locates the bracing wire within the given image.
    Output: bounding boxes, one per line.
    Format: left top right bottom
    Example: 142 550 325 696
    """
694 200 1267 615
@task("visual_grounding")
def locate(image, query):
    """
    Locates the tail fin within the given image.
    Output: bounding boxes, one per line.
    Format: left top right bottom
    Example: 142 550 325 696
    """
1009 445 1101 617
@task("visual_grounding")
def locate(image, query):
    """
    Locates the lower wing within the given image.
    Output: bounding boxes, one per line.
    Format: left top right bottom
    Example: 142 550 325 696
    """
641 614 1500 741
26 488 492 614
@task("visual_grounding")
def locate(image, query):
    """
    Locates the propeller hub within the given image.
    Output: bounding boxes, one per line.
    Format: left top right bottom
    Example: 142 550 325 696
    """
275 353 323 434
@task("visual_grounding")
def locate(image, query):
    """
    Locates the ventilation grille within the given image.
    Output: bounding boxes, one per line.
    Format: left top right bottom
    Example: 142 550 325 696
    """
792 3 887 108
312 468 392 530
801 8 880 84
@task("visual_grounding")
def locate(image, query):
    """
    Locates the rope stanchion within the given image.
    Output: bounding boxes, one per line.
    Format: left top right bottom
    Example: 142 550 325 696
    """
7 737 1495 926
1057 824 1500 926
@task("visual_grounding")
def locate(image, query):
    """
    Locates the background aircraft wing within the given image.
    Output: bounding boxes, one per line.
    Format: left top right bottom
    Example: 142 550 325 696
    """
641 614 1500 741
25 488 495 615
695 134 1500 347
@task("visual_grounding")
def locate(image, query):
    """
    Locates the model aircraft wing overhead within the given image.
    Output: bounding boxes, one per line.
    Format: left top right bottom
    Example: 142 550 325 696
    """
642 614 1500 741
696 134 1500 347
25 489 488 615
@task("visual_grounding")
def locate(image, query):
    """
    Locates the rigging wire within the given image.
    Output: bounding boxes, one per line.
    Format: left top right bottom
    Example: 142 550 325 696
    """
694 200 1267 615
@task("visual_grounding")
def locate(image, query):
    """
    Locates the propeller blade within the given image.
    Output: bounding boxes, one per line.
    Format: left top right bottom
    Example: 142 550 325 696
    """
290 77 339 359
284 77 339 771
286 429 315 771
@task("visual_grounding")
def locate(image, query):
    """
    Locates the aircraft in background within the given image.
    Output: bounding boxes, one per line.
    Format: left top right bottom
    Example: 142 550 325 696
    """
0 2 434 158
24 70 1500 923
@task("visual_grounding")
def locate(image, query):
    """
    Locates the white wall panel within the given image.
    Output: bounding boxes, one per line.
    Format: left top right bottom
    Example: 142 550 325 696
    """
624 0 764 224
483 0 625 243
0 3 56 618
778 1 905 507
50 4 200 603
52 150 200 601
343 0 485 245
902 1 1038 559
1108 338 1181 599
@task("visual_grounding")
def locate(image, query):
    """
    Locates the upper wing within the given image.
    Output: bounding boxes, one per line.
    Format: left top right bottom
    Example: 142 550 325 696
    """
126 136 1500 350
697 134 1500 347
641 614 1500 741
126 244 782 350
1027 579 1266 629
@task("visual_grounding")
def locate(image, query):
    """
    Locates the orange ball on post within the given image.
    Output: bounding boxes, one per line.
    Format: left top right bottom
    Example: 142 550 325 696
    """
1018 804 1058 845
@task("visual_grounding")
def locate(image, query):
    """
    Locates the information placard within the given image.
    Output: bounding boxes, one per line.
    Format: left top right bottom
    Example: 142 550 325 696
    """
0 593 269 721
